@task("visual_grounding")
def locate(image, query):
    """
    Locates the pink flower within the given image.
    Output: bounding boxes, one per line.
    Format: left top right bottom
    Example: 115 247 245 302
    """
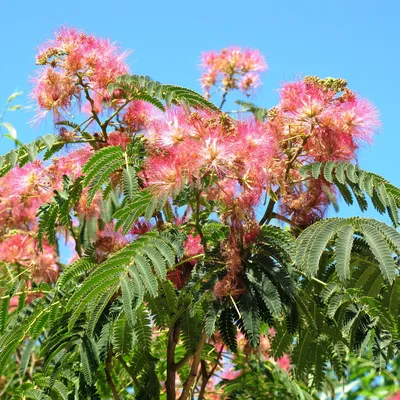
221 368 241 380
122 100 153 133
94 223 130 263
76 190 102 219
49 146 93 180
0 234 58 282
200 46 267 95
32 26 130 119
276 354 291 372
131 219 152 236
144 155 187 197
31 67 78 119
3 160 51 199
238 72 262 92
198 137 235 177
107 131 132 150
268 327 276 337
184 234 203 264
339 97 380 143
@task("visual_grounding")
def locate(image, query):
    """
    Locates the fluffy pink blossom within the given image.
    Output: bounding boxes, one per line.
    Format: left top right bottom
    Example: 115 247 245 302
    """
0 161 55 230
0 234 58 282
31 67 78 119
270 77 380 225
122 100 153 133
32 26 130 119
184 234 203 264
200 46 267 97
94 223 130 263
76 190 102 219
239 72 262 92
144 155 187 197
131 219 153 236
276 354 291 372
221 368 241 380
49 146 93 180
275 79 380 161
107 131 132 150
3 160 51 200
338 97 380 143
144 108 277 213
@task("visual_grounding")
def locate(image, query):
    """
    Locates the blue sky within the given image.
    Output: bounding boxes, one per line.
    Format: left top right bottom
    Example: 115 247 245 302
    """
1 0 399 220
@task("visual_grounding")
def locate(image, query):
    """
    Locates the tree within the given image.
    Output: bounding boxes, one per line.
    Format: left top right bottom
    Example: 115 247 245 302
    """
0 26 399 399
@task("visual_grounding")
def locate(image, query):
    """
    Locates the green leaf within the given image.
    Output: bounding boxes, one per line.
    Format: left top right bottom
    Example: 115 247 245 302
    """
7 91 23 103
205 306 218 337
219 309 237 352
122 165 139 201
239 292 260 347
323 161 336 183
131 254 158 297
20 339 36 376
299 219 340 278
112 317 135 355
335 224 354 281
0 296 10 333
247 272 282 316
87 286 117 336
121 276 136 326
360 221 397 284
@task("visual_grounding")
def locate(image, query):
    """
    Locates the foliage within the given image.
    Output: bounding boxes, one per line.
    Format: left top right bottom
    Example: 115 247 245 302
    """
0 26 399 400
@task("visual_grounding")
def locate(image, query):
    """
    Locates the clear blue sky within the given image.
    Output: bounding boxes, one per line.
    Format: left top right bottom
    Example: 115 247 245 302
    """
1 0 399 220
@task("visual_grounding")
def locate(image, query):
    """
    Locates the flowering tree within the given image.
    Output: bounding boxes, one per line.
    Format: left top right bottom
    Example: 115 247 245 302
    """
0 27 399 399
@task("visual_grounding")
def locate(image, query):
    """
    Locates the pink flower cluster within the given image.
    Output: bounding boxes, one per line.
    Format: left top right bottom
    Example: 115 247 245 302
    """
142 107 277 296
200 47 268 98
0 146 94 284
275 78 380 161
0 234 58 282
184 234 203 263
144 107 276 213
32 26 129 119
268 77 380 226
122 100 154 133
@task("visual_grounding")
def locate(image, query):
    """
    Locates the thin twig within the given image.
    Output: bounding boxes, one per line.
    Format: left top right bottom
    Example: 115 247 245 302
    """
166 321 180 400
118 356 140 388
259 195 277 225
198 345 225 400
195 189 207 253
219 91 228 110
178 331 207 400
105 347 119 400
103 99 131 129
77 75 107 139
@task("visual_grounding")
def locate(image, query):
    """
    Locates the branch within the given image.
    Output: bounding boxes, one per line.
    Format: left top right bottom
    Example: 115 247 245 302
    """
166 321 180 400
270 212 302 232
197 361 208 400
77 75 107 139
174 351 193 371
105 348 119 400
284 128 313 180
259 194 277 225
103 99 131 130
68 217 82 258
195 189 207 253
118 356 139 388
219 91 228 110
260 127 313 226
178 331 207 400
